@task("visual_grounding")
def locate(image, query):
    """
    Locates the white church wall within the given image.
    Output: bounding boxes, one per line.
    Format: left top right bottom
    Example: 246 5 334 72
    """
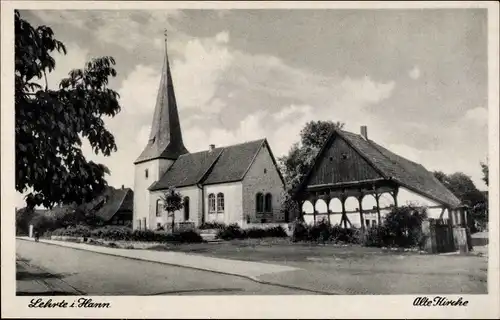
149 186 201 229
204 182 243 225
133 159 173 230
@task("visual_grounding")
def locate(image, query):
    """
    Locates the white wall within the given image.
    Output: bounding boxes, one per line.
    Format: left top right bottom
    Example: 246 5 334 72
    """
133 159 173 230
149 185 201 229
301 186 451 227
204 182 243 225
396 187 445 219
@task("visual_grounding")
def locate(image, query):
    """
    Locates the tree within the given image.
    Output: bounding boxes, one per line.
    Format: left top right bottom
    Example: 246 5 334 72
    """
15 10 121 209
480 161 489 186
161 187 184 232
279 120 344 193
278 120 344 220
432 171 485 206
433 170 488 232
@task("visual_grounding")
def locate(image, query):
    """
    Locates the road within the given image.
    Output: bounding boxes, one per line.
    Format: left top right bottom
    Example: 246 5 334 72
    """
16 240 311 295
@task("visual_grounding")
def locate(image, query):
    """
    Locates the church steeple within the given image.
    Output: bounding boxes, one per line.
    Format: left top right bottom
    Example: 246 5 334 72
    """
134 30 189 164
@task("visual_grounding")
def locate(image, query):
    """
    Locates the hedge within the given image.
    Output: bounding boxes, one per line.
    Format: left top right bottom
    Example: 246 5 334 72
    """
198 221 227 230
291 220 361 243
45 225 203 243
215 223 288 240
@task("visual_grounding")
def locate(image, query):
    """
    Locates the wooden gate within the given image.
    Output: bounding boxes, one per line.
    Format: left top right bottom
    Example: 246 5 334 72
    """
434 220 454 253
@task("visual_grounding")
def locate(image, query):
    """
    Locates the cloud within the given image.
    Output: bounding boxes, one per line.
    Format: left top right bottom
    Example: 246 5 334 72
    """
340 76 396 105
215 31 230 44
273 104 312 121
409 66 421 80
463 107 488 126
171 36 234 112
30 10 87 29
34 10 182 51
118 65 160 115
387 142 486 190
184 110 268 153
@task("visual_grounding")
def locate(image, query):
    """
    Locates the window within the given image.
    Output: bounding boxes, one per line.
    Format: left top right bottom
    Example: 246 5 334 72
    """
156 199 162 217
145 169 149 178
217 193 225 212
184 197 190 221
365 219 370 227
256 193 264 213
264 193 272 212
208 193 216 212
264 168 267 174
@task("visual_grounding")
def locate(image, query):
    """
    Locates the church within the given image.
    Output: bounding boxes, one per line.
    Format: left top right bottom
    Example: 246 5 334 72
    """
133 36 286 231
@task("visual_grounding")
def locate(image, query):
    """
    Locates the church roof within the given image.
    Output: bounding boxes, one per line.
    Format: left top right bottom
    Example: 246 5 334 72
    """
149 139 280 190
134 36 188 164
299 129 461 208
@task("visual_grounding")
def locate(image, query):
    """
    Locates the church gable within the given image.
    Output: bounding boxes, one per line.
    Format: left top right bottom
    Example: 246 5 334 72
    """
307 134 383 187
202 139 266 185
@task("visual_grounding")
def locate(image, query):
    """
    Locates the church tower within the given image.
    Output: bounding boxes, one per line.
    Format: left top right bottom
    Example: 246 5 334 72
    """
133 31 189 230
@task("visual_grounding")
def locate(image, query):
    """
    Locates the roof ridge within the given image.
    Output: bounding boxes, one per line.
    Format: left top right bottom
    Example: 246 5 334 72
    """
216 138 266 149
178 138 266 157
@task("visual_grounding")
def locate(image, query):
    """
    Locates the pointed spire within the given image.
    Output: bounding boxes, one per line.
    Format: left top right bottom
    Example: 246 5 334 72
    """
134 30 189 164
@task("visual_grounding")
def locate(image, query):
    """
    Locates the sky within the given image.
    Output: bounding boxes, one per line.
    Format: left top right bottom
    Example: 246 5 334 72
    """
15 8 489 207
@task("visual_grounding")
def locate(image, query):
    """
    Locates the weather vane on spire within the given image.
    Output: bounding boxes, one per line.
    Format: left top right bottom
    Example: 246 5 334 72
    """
164 28 168 40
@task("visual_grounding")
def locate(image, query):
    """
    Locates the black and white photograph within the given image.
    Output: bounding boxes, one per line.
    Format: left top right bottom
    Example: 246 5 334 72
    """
2 1 499 319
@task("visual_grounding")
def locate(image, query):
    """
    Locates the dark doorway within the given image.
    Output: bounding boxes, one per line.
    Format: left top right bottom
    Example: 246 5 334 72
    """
184 197 190 221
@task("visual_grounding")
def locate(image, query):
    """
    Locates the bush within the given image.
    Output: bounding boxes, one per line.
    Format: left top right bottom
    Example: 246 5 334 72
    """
198 221 226 230
291 219 361 244
215 224 288 240
95 226 134 241
245 226 288 239
49 225 92 238
363 225 390 247
172 230 204 243
216 223 246 240
291 219 309 242
30 214 57 235
362 205 428 248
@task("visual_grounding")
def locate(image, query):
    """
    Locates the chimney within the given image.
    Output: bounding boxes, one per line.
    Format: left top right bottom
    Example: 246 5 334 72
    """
121 184 124 190
209 144 215 151
360 126 368 140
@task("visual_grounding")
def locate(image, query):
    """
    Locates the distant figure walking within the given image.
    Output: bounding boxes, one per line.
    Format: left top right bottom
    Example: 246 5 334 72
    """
34 230 39 242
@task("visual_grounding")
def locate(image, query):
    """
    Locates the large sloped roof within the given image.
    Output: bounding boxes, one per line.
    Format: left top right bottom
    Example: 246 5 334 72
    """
302 129 461 207
149 148 224 190
202 139 265 185
150 139 285 190
83 186 133 222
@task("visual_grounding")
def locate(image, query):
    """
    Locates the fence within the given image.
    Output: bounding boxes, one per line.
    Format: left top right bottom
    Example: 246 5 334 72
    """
422 218 471 254
163 222 196 232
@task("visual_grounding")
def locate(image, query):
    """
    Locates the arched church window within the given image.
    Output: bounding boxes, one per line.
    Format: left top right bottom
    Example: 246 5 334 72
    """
264 193 272 213
256 193 264 213
145 169 149 178
156 199 162 217
217 193 225 212
208 194 216 212
184 197 190 221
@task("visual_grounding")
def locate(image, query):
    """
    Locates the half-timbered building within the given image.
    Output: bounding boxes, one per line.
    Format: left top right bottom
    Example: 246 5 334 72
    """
294 126 466 230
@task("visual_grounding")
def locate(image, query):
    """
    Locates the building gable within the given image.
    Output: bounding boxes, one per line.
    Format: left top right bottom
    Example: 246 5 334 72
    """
242 140 286 222
307 134 383 187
